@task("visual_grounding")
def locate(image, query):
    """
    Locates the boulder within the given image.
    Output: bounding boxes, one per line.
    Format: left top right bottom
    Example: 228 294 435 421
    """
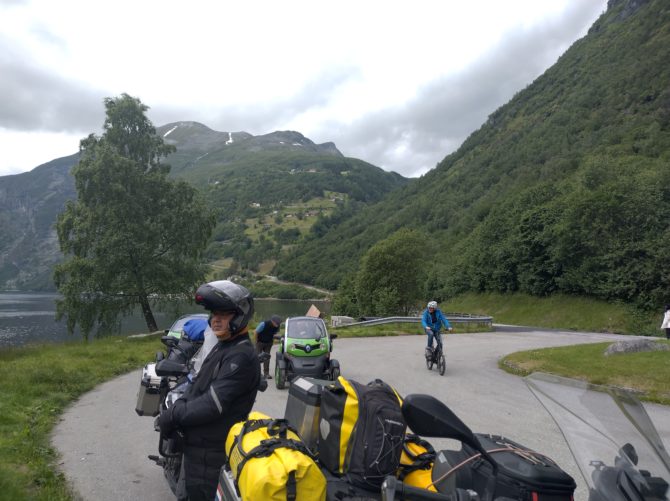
604 338 670 356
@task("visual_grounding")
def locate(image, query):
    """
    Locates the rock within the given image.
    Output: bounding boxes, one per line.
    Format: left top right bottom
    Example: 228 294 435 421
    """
604 338 670 356
331 316 354 327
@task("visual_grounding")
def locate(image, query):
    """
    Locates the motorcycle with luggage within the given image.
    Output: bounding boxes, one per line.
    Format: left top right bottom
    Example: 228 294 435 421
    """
216 372 669 501
134 317 270 499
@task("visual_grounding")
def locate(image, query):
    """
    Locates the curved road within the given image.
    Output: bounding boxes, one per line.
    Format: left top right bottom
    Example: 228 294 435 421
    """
52 326 670 501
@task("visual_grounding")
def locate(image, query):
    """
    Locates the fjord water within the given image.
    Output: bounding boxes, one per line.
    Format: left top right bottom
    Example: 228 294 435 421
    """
0 292 331 348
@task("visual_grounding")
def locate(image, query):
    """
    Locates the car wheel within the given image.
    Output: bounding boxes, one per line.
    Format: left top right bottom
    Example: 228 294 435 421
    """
330 365 340 381
275 361 286 390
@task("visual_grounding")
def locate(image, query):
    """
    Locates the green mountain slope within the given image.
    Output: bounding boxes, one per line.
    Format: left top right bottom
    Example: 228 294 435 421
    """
276 0 670 307
0 126 406 290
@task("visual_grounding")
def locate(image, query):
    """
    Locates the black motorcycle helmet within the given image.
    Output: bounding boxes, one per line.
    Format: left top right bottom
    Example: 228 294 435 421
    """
194 280 254 333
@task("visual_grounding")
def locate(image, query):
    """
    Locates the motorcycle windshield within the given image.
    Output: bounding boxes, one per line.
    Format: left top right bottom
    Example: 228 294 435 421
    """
525 372 670 499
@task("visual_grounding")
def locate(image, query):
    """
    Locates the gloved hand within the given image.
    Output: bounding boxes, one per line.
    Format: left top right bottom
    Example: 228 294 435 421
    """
158 407 176 436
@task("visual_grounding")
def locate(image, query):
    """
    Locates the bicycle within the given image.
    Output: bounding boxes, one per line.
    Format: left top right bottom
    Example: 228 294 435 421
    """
425 330 446 376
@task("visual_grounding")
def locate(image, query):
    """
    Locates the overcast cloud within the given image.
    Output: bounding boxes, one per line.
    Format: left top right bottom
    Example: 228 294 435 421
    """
0 0 608 178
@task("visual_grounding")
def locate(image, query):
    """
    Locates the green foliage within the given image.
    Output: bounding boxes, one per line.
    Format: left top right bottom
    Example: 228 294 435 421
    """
275 0 670 311
54 94 215 338
446 291 660 335
350 229 429 316
0 334 161 500
244 280 330 300
332 273 360 317
198 152 405 271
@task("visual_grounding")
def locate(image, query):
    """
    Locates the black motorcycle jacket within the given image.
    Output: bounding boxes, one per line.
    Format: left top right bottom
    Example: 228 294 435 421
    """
171 333 260 448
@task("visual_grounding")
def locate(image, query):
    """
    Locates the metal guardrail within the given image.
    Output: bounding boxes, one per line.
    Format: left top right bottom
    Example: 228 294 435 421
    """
332 313 493 328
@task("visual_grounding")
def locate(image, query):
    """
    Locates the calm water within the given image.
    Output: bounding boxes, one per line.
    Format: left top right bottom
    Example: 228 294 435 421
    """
0 292 330 348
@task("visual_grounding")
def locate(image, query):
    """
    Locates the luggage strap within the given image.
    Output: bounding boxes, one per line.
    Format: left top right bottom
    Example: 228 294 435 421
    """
230 418 316 501
399 434 436 478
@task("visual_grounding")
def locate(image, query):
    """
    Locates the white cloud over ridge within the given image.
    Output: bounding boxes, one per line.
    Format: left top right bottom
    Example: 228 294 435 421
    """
0 0 608 177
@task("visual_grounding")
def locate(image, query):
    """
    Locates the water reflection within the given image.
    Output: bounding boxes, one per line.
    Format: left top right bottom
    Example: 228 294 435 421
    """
0 292 330 348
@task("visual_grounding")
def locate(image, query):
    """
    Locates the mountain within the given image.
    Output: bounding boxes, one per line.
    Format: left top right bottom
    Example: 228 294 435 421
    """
275 0 670 308
0 128 406 291
0 154 79 290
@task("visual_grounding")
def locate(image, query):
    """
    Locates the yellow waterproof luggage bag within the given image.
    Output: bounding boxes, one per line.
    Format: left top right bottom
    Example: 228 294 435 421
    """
397 433 437 492
225 411 326 501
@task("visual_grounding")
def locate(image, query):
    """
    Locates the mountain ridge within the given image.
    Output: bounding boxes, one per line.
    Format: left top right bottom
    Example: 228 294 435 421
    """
0 129 404 291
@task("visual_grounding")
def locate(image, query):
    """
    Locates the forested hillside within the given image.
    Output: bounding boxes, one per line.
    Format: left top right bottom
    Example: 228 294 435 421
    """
276 0 670 309
160 124 407 272
0 125 405 290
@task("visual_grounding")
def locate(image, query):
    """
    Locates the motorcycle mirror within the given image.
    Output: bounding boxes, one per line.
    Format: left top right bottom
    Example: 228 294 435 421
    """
154 359 189 377
161 336 179 348
155 351 165 362
403 394 499 499
330 333 338 340
403 394 485 453
621 443 639 466
273 334 282 341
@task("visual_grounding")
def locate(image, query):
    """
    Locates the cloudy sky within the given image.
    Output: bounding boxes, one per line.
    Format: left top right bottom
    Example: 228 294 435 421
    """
1 0 608 178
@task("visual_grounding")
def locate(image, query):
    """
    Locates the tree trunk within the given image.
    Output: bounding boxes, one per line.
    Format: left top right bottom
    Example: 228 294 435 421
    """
139 294 158 332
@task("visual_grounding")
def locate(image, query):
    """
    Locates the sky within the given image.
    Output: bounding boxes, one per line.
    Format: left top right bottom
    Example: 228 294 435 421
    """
0 0 609 179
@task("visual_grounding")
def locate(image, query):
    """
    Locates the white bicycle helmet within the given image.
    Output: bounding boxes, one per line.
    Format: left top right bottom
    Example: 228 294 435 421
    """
427 301 438 309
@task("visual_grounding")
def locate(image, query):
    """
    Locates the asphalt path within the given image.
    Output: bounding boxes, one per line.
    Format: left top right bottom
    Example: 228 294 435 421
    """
51 326 670 501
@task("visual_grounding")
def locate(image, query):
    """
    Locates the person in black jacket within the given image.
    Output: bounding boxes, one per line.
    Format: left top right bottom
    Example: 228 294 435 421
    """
254 314 281 378
159 280 260 501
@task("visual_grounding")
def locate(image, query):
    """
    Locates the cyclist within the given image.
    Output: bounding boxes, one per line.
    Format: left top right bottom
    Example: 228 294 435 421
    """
421 300 452 357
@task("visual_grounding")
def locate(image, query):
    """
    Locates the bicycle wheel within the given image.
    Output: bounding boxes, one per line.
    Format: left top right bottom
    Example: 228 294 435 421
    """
425 348 434 370
438 352 446 375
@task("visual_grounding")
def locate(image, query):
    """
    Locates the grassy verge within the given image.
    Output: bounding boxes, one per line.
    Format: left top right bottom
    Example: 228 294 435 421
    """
500 340 670 405
0 334 161 500
446 292 659 335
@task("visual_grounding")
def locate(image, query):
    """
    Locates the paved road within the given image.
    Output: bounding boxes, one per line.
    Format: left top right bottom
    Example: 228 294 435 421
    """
51 327 670 501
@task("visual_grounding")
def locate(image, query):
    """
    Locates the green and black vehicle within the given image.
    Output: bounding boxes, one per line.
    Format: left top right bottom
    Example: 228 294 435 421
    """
274 316 340 389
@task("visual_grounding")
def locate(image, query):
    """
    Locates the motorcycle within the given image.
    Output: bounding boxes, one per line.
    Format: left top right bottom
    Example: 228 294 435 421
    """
140 333 270 500
215 372 669 501
525 372 670 501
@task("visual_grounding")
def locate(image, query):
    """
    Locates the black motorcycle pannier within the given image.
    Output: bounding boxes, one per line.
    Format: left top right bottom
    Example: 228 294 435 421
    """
433 434 576 501
318 377 406 491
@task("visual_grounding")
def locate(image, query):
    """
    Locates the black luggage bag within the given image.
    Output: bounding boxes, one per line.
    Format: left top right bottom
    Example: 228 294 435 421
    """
432 433 576 501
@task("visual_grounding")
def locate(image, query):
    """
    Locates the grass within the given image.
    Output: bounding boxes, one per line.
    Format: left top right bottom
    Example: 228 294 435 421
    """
446 292 659 335
0 334 161 500
243 194 342 242
500 340 670 405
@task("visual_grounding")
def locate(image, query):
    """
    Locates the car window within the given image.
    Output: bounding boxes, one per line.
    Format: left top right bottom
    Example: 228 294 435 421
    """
287 320 326 339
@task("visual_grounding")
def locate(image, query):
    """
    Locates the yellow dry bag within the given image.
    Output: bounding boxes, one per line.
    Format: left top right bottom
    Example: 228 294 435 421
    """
225 411 326 501
398 433 437 492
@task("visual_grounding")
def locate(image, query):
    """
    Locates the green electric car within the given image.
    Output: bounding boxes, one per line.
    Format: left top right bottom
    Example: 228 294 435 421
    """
274 316 340 389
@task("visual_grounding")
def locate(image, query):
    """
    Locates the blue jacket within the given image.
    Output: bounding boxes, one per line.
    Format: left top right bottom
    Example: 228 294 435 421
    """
421 308 451 332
